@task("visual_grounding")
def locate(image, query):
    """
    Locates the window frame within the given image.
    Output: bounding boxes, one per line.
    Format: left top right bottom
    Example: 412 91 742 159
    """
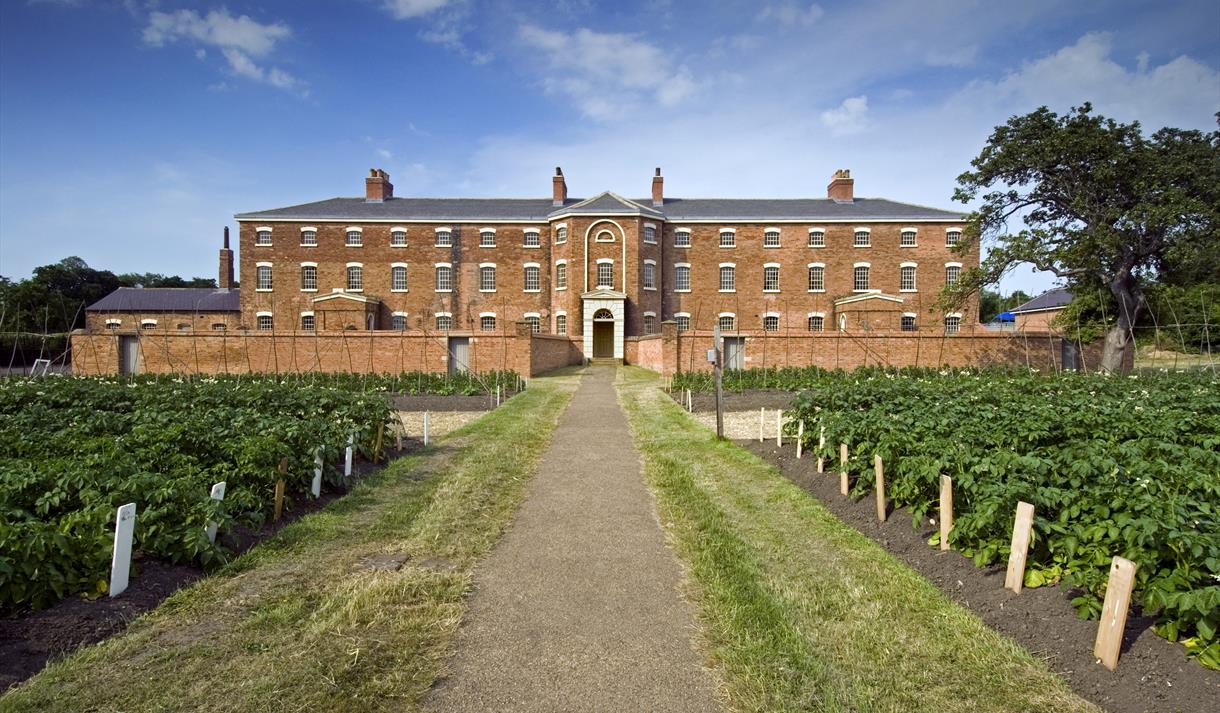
479 228 497 248
434 263 453 292
300 262 318 292
807 262 825 292
390 227 408 247
643 259 656 291
945 261 962 288
900 227 918 248
946 229 962 247
717 313 735 332
900 262 918 292
391 311 409 331
554 223 568 244
901 313 918 332
479 312 497 332
524 312 542 334
763 263 780 293
674 229 691 248
434 227 453 248
853 227 871 248
256 312 273 331
479 263 497 292
595 229 615 243
853 262 871 292
944 313 962 335
345 226 363 247
763 313 780 332
523 263 541 292
555 260 568 291
435 312 453 331
523 229 541 248
718 228 736 248
390 263 409 292
718 263 736 293
643 311 656 334
346 263 364 292
763 228 781 248
596 259 614 289
300 312 315 331
675 313 691 332
643 223 657 244
255 262 273 292
255 226 273 246
807 312 825 332
555 311 567 335
299 227 317 247
808 228 826 248
673 263 691 292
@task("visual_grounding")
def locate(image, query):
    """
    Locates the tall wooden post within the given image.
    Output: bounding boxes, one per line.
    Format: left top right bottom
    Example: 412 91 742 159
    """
1005 501 1035 593
1094 557 1138 671
939 475 953 551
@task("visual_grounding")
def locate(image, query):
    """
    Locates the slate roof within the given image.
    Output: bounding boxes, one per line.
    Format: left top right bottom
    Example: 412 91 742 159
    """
87 287 241 312
1011 288 1073 314
235 195 965 222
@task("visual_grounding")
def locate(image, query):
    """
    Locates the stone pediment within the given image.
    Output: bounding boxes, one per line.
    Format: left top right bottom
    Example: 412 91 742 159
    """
312 290 381 305
581 289 627 300
833 292 904 307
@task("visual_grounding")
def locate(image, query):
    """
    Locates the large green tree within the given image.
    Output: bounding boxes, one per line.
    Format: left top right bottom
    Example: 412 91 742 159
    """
952 104 1220 372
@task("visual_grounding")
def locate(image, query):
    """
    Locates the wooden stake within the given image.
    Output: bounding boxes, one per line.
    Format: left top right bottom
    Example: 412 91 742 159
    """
939 475 953 551
796 420 804 459
1093 556 1138 671
776 410 783 447
759 407 764 443
874 454 886 521
839 443 849 496
373 423 384 463
1004 501 1035 593
817 425 825 473
274 458 288 522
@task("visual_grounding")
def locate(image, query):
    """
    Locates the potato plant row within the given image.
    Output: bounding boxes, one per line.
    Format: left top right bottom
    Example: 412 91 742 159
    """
0 376 395 612
114 369 522 396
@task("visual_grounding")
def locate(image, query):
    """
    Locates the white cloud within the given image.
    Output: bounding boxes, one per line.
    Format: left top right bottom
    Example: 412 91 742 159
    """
383 0 451 19
518 24 700 120
756 3 824 27
142 8 305 94
820 96 870 135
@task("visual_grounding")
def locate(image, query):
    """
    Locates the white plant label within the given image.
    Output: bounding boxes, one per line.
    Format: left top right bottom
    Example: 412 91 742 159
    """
205 481 226 544
110 503 137 598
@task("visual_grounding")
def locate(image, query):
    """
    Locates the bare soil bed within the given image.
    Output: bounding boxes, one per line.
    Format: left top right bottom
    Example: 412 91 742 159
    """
667 387 795 412
1 395 499 693
741 435 1220 713
389 389 519 412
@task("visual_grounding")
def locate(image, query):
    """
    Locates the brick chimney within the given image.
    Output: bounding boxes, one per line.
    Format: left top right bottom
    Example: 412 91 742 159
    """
365 168 393 202
219 226 234 289
552 167 567 206
827 169 854 202
651 167 664 207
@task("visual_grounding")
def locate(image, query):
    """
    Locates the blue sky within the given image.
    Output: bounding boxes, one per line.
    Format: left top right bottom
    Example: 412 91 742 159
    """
1 0 1217 296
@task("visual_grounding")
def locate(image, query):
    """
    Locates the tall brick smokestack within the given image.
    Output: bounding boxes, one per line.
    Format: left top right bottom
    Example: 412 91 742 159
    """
219 226 234 289
365 168 393 202
827 169 854 202
552 167 567 207
651 167 663 207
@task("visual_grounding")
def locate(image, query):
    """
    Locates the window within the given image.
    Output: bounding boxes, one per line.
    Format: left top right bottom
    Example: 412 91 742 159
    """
391 265 408 292
257 314 273 331
524 264 541 292
944 314 962 335
556 261 567 290
480 229 496 247
255 228 272 246
945 263 962 287
300 228 317 246
808 229 825 247
140 319 157 330
674 229 691 248
643 261 656 290
718 314 735 331
555 313 567 335
854 229 871 247
807 264 825 292
719 264 735 292
301 314 315 331
524 230 540 247
105 318 121 329
597 261 613 289
391 313 408 331
644 313 656 334
901 314 917 332
595 230 614 242
808 315 824 332
946 229 962 247
853 264 871 291
211 323 227 331
435 264 453 292
719 230 736 248
480 264 497 292
347 265 363 291
435 229 452 247
480 314 496 332
763 314 780 331
256 264 273 291
435 314 453 331
763 265 780 292
764 229 780 248
674 264 691 291
900 229 917 247
391 229 407 246
300 265 317 291
900 264 917 292
524 314 541 333
346 228 363 246
644 225 657 244
555 225 567 243
675 314 690 332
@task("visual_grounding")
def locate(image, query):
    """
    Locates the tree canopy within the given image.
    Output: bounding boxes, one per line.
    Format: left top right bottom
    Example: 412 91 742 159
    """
952 104 1220 372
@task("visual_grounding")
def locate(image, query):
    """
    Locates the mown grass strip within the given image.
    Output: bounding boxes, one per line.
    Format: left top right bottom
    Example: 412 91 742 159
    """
0 370 579 713
617 367 1098 713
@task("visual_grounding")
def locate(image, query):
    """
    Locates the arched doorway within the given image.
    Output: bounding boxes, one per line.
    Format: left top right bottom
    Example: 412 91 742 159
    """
592 308 615 358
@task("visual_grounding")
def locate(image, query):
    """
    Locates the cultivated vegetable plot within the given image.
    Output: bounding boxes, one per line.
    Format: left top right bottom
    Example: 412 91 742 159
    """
677 366 1220 668
0 376 395 612
113 369 522 396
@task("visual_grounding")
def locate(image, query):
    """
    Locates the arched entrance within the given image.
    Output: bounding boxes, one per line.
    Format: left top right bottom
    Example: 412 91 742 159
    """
592 308 615 358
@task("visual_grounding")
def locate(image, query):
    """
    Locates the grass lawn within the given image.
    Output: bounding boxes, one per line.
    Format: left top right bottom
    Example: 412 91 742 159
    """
0 370 579 713
616 367 1098 713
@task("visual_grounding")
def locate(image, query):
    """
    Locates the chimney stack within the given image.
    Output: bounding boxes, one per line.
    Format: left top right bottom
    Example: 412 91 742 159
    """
827 169 854 202
365 168 393 202
219 226 234 290
552 167 567 206
651 167 664 207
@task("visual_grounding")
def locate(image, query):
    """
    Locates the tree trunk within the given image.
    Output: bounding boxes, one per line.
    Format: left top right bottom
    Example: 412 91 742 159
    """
1102 270 1140 374
1099 324 1131 374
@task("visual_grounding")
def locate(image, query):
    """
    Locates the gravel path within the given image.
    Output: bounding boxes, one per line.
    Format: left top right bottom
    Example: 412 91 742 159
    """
392 410 485 442
426 366 721 712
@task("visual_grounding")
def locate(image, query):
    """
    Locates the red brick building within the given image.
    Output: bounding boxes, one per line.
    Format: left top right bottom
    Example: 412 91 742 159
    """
232 167 974 359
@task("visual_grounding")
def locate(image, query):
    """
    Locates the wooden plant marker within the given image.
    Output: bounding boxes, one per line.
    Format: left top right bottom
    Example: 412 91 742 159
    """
776 410 783 447
839 443 849 496
1093 556 1138 671
204 481 227 544
686 389 693 412
273 458 288 522
874 454 887 522
759 407 765 443
1004 501 1035 593
796 420 804 459
311 448 323 498
373 423 384 463
344 434 354 476
817 425 825 473
939 475 953 551
423 411 430 446
109 503 137 598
